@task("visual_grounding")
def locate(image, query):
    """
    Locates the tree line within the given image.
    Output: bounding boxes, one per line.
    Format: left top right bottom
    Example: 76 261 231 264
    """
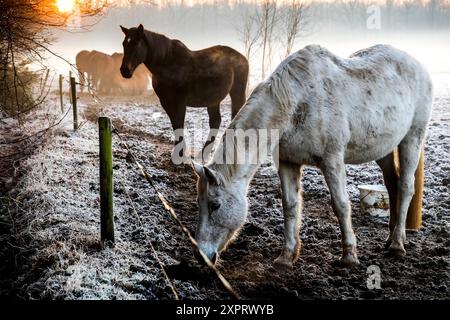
1 0 449 119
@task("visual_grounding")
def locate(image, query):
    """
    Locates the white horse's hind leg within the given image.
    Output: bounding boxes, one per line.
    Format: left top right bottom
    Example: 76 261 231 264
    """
321 158 359 266
389 130 425 256
274 161 302 269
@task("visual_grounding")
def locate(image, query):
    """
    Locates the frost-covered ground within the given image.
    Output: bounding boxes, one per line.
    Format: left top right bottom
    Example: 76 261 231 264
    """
0 75 448 300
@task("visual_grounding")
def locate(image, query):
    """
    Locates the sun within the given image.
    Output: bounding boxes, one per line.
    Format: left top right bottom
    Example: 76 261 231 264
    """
56 0 75 13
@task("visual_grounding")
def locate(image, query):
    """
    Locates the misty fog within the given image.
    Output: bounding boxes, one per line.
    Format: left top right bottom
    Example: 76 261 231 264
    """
51 1 450 85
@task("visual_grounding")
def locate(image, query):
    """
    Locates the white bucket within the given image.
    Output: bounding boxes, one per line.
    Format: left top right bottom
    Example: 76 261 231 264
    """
358 184 390 218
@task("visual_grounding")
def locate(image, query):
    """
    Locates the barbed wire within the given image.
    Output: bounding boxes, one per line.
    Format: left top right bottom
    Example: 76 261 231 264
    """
119 180 179 300
61 72 240 299
112 128 241 300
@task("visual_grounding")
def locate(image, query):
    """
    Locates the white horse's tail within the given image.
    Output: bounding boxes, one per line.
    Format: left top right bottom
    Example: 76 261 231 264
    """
393 147 424 230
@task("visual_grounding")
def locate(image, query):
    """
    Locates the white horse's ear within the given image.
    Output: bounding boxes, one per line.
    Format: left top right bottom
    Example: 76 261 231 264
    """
204 167 221 185
191 160 204 177
120 25 129 35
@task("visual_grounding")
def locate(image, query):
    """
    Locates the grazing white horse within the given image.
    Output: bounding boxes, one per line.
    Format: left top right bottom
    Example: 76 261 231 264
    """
192 44 433 268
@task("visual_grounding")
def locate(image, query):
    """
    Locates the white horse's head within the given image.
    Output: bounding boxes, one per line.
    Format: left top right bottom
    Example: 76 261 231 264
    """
192 161 248 265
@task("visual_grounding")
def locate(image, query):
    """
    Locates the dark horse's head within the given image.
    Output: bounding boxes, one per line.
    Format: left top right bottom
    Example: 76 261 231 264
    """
120 24 147 79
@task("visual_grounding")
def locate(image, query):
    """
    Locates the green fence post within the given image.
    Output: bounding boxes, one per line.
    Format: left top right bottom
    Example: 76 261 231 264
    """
70 76 78 130
98 117 115 246
59 74 64 113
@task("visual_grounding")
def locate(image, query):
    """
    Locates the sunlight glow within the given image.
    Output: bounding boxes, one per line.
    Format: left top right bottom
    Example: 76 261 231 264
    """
56 0 75 13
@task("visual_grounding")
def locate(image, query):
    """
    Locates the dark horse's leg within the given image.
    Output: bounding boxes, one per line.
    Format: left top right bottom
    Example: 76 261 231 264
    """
164 103 187 164
230 64 248 119
201 105 221 161
376 151 399 249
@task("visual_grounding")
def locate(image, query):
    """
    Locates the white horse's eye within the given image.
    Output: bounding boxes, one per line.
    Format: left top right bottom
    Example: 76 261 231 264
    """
209 202 221 213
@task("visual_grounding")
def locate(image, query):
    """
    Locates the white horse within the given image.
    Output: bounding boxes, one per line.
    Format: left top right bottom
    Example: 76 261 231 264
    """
192 44 433 268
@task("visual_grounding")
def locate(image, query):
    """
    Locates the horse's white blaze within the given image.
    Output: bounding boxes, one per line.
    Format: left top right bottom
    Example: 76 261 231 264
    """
193 44 433 266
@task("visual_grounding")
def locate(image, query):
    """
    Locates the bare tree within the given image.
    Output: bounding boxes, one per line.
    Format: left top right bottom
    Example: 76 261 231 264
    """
257 0 279 80
237 8 262 64
402 0 415 29
281 0 311 58
338 0 365 30
427 0 440 28
384 0 395 30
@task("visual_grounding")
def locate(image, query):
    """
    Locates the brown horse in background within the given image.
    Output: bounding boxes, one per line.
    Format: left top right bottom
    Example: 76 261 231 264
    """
119 24 249 159
75 50 91 93
111 53 150 95
75 50 150 95
88 50 113 93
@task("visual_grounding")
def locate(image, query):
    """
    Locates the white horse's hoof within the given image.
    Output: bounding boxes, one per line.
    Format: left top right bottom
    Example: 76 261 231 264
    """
273 256 293 270
388 242 406 257
273 242 301 270
339 254 360 267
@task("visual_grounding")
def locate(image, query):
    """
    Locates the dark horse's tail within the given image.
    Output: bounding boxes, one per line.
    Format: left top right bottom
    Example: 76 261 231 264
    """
230 57 249 119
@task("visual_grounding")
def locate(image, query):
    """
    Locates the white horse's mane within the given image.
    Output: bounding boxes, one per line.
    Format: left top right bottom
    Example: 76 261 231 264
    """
208 48 316 181
267 50 313 113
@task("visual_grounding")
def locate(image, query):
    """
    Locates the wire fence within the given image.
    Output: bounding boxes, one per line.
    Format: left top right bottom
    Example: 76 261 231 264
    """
70 73 241 299
0 68 240 299
119 180 179 300
113 128 240 300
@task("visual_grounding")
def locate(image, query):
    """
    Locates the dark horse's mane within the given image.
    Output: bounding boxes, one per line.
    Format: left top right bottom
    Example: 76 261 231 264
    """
143 30 190 65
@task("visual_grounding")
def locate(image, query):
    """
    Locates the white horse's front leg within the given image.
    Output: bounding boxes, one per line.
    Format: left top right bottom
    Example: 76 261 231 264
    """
274 161 302 269
321 158 359 267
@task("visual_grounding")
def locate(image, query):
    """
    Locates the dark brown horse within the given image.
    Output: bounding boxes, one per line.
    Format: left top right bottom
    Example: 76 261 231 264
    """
119 24 249 160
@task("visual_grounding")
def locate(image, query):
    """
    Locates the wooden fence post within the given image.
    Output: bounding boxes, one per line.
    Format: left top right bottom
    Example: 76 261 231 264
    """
59 74 64 113
99 117 115 245
393 148 423 230
68 71 73 101
70 76 78 130
406 150 424 230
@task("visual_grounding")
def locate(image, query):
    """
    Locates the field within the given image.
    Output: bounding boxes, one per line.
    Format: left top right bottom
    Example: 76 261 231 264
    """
0 75 448 300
